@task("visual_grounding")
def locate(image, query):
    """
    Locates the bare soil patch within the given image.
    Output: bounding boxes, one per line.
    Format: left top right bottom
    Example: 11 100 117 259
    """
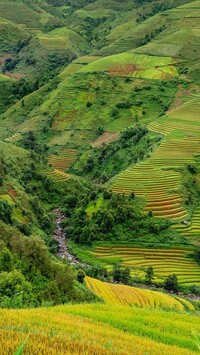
91 131 120 148
4 71 25 80
0 54 12 64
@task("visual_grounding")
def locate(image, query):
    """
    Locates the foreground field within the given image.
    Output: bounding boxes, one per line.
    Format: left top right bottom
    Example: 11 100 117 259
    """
0 303 199 354
85 277 194 310
92 246 200 286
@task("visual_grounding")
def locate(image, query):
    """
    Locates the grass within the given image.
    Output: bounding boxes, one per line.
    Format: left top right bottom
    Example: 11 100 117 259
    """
85 276 195 310
0 18 28 55
0 1 50 28
92 246 200 286
36 28 90 55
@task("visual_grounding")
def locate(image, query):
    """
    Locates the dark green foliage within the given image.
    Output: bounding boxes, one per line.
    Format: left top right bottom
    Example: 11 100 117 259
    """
0 248 13 272
113 266 121 283
145 266 154 285
21 131 48 154
189 285 200 295
0 201 12 224
113 266 131 285
121 268 131 285
0 221 97 308
0 270 34 308
62 187 172 245
77 126 160 183
77 269 86 283
164 274 180 293
194 247 200 264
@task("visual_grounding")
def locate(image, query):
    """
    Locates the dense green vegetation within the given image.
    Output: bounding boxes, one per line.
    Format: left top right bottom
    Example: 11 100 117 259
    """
61 187 173 245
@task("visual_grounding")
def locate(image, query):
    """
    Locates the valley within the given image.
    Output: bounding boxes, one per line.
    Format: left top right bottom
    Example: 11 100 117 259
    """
0 0 200 353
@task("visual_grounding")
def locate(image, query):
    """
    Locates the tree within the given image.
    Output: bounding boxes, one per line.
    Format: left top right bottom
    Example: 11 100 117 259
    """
194 247 200 264
22 131 36 151
113 266 121 283
0 201 12 224
164 274 179 293
0 270 32 299
77 269 85 283
0 248 13 272
121 268 131 285
145 266 154 284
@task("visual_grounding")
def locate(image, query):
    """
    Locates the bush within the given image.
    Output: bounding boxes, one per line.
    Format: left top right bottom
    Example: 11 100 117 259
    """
164 274 179 293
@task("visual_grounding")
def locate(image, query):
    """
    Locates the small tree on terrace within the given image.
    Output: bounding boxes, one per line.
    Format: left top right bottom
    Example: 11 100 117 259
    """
113 266 121 283
145 266 154 285
164 274 179 293
121 268 131 285
194 247 200 264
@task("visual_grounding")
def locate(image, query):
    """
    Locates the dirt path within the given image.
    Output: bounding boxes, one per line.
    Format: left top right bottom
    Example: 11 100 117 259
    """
53 209 80 265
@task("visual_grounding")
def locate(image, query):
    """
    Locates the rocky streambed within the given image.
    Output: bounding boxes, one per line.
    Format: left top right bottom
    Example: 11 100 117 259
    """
53 209 80 265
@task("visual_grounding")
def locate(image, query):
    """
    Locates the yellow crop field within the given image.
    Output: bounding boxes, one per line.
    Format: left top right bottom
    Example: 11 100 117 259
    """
111 92 200 222
92 246 200 286
85 276 194 311
0 303 199 354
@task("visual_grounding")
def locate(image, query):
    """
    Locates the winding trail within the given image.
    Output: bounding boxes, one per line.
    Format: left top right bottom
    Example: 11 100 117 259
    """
53 209 80 265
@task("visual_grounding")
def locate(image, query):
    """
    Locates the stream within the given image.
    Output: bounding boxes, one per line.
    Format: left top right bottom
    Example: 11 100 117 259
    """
53 209 80 265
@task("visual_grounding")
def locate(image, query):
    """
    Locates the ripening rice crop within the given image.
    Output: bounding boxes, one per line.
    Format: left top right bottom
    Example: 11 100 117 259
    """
174 206 200 240
46 168 71 181
110 93 200 222
0 303 199 354
85 276 194 310
49 149 77 172
92 246 200 286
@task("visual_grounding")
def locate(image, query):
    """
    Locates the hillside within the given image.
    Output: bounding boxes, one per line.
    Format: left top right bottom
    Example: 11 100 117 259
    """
0 0 200 353
85 276 195 310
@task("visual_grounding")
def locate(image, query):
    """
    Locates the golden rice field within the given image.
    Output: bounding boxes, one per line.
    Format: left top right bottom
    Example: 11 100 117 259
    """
110 93 200 222
5 133 22 143
0 302 199 354
92 246 200 286
85 276 194 310
49 149 77 172
46 168 71 182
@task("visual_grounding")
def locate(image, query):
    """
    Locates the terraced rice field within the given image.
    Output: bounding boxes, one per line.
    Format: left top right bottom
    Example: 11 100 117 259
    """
174 206 200 240
0 304 199 355
111 162 186 219
46 168 71 182
5 133 22 143
49 149 77 172
86 277 194 310
111 93 200 221
80 53 178 80
92 246 200 286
